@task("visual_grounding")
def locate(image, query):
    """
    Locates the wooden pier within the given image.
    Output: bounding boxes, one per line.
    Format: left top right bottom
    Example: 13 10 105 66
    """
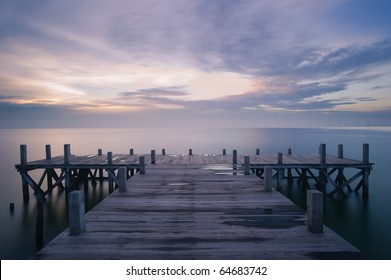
15 144 373 259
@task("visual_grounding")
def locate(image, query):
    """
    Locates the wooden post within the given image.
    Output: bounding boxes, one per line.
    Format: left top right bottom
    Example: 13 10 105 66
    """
223 149 226 155
233 150 237 164
118 167 127 193
64 144 71 189
307 190 323 233
45 145 53 190
139 156 146 175
162 149 166 155
20 144 29 203
256 149 260 155
287 148 293 182
362 143 370 200
151 150 156 164
244 156 250 175
338 144 344 159
288 148 292 155
277 153 284 189
98 149 103 179
107 152 113 191
68 190 85 236
189 149 193 156
264 167 273 192
129 149 134 156
320 144 326 164
362 143 369 164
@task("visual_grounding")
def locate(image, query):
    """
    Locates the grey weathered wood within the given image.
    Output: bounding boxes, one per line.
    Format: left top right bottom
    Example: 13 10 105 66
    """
244 156 250 175
363 143 369 164
151 150 156 164
118 168 127 193
45 145 52 160
233 150 237 164
98 149 103 156
338 144 344 159
139 156 146 175
264 167 273 192
68 190 85 236
19 144 29 203
307 190 323 233
64 144 71 165
320 144 326 164
35 163 359 260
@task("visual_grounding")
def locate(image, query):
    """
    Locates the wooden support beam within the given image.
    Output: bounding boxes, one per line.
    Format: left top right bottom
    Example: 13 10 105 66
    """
68 190 85 236
307 190 323 233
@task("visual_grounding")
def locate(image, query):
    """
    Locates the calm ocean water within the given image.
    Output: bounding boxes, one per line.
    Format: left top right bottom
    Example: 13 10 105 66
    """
1 127 391 259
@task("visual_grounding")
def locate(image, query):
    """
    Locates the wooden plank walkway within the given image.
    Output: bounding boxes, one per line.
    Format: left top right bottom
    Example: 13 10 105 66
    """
34 161 360 260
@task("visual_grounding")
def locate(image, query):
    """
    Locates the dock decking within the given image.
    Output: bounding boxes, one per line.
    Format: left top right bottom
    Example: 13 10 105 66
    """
34 162 360 260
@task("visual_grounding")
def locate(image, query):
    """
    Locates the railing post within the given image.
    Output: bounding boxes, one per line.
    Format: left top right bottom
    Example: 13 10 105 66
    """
139 156 146 175
64 144 71 189
244 156 250 175
118 167 127 193
307 190 323 233
20 144 29 203
151 150 156 164
264 167 273 192
45 145 53 190
68 190 86 236
233 150 237 164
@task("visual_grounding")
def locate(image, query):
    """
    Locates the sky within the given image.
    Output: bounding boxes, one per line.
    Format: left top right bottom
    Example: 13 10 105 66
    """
1 0 391 128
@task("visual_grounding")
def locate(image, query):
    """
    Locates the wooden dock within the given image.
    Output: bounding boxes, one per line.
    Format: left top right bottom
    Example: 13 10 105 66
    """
34 162 360 260
15 144 373 259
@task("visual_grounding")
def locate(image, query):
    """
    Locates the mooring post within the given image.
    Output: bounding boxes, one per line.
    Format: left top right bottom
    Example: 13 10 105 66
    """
318 144 327 188
68 190 86 236
244 156 250 175
362 143 370 200
151 150 156 164
338 144 344 159
307 190 323 233
162 149 166 155
97 149 103 179
64 144 71 189
277 152 284 189
139 156 146 175
189 149 193 156
223 148 226 155
264 167 273 192
233 149 237 164
45 145 53 190
118 167 127 193
256 148 260 155
107 152 114 191
20 144 29 203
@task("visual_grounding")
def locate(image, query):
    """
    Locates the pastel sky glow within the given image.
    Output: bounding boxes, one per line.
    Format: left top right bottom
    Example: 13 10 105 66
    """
1 0 391 128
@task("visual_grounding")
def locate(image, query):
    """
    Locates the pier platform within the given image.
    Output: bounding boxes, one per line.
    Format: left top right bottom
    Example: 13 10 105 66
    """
33 162 360 260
